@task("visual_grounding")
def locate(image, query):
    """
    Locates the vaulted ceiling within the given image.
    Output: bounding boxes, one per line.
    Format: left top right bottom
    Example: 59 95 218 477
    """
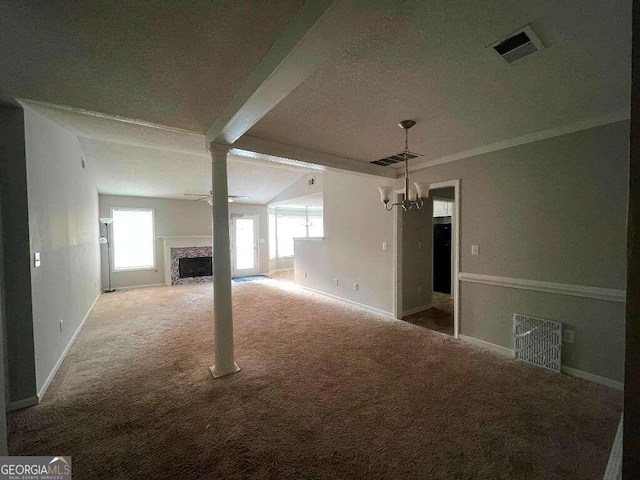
0 0 307 132
0 0 632 198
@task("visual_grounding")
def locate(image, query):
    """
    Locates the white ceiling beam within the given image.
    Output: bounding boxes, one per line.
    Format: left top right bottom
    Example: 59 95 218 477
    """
205 0 342 146
232 135 396 179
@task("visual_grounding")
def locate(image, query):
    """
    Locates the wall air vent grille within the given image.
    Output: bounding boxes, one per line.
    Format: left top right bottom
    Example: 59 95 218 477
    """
370 152 421 167
489 25 544 64
513 313 562 373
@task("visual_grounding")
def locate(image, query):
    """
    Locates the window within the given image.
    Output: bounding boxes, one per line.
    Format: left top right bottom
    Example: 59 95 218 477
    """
433 200 454 217
306 207 323 238
111 208 155 271
276 214 307 257
269 207 324 259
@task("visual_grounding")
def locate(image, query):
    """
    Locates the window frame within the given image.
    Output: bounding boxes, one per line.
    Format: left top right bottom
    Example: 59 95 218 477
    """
268 209 277 261
110 207 156 272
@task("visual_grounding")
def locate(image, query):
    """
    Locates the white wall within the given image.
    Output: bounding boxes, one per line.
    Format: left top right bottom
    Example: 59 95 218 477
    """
98 196 270 288
23 105 102 397
0 104 37 406
294 121 628 383
294 171 395 313
269 173 322 204
401 197 433 315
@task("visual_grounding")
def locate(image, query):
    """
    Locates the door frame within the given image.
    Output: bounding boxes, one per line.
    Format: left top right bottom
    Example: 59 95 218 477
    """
230 214 259 278
393 179 460 339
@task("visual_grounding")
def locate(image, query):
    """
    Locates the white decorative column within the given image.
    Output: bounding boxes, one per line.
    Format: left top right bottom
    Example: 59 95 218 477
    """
209 143 241 378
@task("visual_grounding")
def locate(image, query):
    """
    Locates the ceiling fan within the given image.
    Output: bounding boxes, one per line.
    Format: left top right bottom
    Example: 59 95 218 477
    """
184 191 249 204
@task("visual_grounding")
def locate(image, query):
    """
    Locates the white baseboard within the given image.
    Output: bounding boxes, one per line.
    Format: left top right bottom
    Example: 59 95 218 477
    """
402 304 432 317
459 334 514 357
267 268 293 277
561 366 624 391
37 291 101 401
297 285 395 320
604 415 623 480
458 334 624 391
7 396 38 412
115 283 166 291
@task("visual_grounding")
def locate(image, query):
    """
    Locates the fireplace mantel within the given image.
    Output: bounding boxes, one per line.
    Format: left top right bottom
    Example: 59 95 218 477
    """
160 236 212 285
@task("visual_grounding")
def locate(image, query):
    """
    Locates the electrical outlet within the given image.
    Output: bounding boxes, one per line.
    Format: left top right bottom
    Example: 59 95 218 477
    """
334 278 339 286
471 245 479 256
60 319 64 333
304 272 308 279
382 242 388 250
564 330 574 344
353 283 359 291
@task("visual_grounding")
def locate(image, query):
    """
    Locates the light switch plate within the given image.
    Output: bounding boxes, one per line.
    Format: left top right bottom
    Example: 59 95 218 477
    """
471 245 479 256
382 242 388 250
34 252 41 268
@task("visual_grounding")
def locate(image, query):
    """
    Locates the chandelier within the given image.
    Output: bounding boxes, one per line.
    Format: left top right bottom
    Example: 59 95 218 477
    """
378 120 429 211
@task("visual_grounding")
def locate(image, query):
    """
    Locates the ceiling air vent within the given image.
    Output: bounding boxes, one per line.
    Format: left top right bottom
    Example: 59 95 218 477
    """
370 152 421 167
489 25 544 64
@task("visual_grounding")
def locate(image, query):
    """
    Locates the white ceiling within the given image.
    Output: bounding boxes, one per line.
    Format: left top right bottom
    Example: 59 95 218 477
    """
0 0 306 133
1 0 632 184
79 137 308 204
248 0 631 163
22 101 311 204
270 192 323 208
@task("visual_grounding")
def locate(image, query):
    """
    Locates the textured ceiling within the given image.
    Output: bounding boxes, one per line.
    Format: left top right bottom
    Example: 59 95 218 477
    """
3 0 632 180
80 137 308 205
248 0 631 163
270 192 323 208
0 0 306 132
21 102 310 204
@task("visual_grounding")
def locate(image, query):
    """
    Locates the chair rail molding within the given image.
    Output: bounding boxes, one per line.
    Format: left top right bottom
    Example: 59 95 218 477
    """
458 272 626 303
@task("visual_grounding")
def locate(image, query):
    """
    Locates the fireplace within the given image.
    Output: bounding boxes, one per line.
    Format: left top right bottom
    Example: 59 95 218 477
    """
179 257 212 278
170 246 213 285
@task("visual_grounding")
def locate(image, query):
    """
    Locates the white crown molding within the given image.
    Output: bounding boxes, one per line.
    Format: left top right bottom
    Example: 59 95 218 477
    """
406 109 630 174
459 272 626 303
233 135 396 179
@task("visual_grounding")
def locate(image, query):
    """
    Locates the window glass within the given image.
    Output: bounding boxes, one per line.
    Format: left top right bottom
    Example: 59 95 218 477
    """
112 208 155 270
433 200 453 217
268 211 276 260
276 215 306 257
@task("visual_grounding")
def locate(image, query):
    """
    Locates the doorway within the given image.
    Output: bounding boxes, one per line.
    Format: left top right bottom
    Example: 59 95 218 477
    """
394 179 460 338
231 215 258 277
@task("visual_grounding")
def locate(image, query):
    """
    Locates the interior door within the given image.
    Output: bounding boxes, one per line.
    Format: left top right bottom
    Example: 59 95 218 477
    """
232 215 258 277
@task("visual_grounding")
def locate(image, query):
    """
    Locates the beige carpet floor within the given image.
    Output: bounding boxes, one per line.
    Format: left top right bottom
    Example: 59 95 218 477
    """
9 280 622 479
